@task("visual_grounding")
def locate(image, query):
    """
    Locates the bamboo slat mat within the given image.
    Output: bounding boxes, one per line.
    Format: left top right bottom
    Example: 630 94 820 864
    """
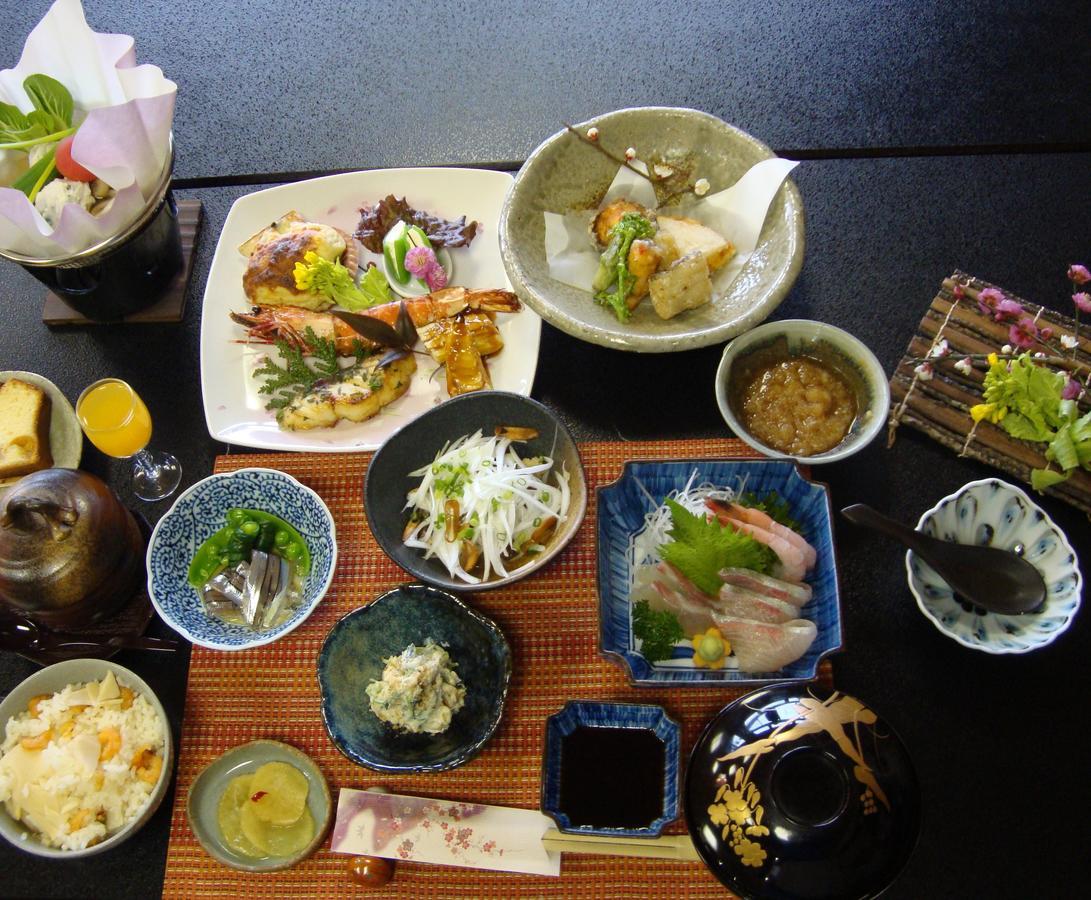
889 270 1091 514
162 438 833 899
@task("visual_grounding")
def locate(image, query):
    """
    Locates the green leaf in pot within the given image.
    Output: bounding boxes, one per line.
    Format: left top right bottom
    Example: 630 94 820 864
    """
22 74 74 133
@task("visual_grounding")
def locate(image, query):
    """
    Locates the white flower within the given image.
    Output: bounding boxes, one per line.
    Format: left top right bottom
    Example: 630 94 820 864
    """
1001 344 1013 354
653 163 675 178
914 362 934 381
1034 352 1046 359
624 147 636 161
694 178 710 196
954 357 973 375
929 338 950 359
586 127 599 141
1061 334 1079 349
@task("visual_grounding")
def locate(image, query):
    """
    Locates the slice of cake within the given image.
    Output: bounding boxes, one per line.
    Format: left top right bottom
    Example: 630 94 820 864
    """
0 378 53 479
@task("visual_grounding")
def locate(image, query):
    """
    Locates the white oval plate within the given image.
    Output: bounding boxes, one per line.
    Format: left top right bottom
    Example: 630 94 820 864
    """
200 168 540 452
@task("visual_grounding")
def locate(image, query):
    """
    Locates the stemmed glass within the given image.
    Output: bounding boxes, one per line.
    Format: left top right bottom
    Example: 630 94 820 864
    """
76 378 182 501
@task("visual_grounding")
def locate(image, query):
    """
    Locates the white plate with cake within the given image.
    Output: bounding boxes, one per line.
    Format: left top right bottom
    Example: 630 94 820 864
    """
0 371 82 491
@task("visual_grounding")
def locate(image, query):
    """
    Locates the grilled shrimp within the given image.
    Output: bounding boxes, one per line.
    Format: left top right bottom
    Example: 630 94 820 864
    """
230 287 520 355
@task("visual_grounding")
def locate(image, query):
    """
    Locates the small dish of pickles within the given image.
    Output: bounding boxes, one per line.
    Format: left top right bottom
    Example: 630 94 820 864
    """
186 739 331 872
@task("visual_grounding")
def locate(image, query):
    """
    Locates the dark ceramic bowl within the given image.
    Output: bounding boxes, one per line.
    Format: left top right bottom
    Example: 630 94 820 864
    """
317 584 512 772
364 391 587 592
686 684 920 900
541 700 680 837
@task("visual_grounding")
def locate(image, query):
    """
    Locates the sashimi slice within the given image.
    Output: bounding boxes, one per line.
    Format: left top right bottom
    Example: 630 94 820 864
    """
704 511 808 583
717 584 799 623
712 615 818 671
707 500 817 570
719 567 813 608
648 563 717 635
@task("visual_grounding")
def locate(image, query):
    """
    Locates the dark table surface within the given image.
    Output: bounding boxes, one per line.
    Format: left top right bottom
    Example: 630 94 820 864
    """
1 2 1089 898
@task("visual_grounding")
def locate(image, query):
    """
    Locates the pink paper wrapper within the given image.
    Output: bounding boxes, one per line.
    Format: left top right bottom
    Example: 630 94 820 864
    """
0 0 176 258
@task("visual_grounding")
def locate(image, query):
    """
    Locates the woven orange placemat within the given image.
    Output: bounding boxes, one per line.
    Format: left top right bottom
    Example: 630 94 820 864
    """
162 438 833 899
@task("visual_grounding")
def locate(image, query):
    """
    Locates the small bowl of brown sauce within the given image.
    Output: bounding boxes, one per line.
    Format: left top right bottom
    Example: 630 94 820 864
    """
541 701 680 837
715 319 889 463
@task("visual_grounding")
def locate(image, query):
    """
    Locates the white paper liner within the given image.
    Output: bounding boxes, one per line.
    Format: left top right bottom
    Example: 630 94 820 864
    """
544 157 799 305
0 0 176 258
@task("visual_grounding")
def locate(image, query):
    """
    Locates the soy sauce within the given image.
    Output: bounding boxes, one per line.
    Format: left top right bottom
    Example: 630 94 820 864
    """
558 726 665 829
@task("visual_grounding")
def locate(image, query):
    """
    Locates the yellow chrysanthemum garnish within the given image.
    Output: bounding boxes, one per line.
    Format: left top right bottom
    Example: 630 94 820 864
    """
292 250 321 291
692 627 730 669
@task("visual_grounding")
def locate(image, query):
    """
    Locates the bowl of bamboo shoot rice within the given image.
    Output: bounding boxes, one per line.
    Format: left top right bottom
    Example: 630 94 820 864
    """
0 659 171 857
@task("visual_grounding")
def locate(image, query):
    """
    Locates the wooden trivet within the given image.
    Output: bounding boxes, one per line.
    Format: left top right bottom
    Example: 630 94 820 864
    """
889 270 1091 514
42 199 203 325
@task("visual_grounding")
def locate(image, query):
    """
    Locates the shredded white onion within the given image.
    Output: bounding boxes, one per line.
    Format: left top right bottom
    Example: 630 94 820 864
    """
629 469 737 567
403 430 570 584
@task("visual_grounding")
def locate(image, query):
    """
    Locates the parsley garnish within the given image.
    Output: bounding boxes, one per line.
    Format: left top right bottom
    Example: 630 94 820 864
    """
659 499 777 596
632 600 685 662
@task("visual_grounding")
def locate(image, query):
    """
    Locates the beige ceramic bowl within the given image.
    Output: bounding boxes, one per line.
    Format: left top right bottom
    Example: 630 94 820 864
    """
499 107 805 352
0 659 173 858
715 319 890 464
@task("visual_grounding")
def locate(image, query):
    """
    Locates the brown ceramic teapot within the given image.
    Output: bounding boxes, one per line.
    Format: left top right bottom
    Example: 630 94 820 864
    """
0 469 145 629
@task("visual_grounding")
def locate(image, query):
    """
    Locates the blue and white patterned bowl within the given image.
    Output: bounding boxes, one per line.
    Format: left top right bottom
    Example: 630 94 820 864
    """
147 468 337 650
541 701 680 837
597 459 842 685
907 478 1082 654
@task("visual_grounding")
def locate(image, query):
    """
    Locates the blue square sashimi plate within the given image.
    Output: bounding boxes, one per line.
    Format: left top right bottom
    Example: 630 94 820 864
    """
597 459 842 685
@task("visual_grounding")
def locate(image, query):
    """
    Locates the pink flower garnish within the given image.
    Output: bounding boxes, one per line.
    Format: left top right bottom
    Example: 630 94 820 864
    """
929 338 950 359
1062 377 1081 400
1073 292 1091 314
1040 326 1054 340
1067 264 1091 285
1008 316 1039 350
405 246 436 277
952 284 965 299
994 298 1025 321
954 357 973 376
913 362 933 381
976 287 1004 317
424 262 448 291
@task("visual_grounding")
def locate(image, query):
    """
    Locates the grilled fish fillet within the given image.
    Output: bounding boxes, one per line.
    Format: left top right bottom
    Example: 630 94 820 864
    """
277 352 417 431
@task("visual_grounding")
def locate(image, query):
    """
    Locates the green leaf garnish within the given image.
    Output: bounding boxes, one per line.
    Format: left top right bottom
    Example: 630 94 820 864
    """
253 327 346 410
737 490 802 533
658 498 777 596
632 599 685 662
592 212 655 322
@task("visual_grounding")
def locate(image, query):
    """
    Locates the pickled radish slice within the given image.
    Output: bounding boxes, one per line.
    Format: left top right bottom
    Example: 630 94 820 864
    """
217 774 265 857
247 761 309 825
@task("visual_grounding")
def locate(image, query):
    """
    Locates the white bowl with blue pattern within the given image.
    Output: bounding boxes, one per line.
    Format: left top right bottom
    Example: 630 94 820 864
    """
907 478 1082 654
597 459 842 684
147 468 337 650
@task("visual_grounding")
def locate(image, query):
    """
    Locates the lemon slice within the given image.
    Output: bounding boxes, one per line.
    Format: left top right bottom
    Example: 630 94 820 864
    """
247 761 310 825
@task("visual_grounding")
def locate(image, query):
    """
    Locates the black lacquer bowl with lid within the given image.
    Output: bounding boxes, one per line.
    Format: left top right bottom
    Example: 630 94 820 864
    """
685 684 920 900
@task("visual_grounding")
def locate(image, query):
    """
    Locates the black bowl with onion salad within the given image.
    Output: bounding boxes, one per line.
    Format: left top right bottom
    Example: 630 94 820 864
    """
364 391 588 592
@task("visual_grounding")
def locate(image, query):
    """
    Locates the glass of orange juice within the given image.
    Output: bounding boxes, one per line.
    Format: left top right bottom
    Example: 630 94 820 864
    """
76 378 181 501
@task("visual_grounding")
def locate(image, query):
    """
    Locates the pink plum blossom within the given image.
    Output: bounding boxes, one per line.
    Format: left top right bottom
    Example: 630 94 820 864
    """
1008 317 1039 350
1068 264 1091 285
1062 378 1081 400
1073 292 1091 314
976 287 1004 317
